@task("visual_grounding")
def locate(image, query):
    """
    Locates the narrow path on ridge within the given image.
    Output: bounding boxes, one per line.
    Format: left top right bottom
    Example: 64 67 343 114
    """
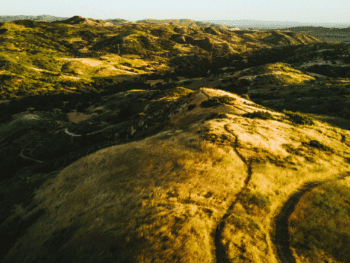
214 124 253 263
200 89 254 263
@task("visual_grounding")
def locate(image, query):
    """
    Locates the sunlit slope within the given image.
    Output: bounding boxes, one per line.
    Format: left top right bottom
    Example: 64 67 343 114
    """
3 88 350 263
0 18 323 99
232 62 316 87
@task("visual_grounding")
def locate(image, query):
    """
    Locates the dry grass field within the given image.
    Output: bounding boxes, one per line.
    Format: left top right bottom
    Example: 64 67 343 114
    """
2 88 350 262
2 17 350 262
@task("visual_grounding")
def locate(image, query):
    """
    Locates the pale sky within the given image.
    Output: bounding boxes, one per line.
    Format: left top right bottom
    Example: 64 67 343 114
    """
2 0 350 24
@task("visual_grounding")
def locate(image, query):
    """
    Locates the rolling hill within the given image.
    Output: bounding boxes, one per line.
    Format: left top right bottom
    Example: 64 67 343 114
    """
1 16 350 263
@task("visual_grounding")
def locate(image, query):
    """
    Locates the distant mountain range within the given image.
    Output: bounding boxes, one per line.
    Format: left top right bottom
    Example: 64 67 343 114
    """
1 15 350 29
0 15 69 22
200 19 350 29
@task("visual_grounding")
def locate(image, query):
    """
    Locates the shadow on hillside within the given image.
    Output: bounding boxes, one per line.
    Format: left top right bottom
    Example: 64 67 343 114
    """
304 113 350 131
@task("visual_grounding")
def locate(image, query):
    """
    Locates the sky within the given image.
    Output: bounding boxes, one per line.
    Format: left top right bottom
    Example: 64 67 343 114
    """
2 0 350 24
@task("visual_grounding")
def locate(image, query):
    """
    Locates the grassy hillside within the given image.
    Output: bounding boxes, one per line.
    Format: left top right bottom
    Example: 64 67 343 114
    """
1 17 350 263
2 88 350 263
0 17 322 100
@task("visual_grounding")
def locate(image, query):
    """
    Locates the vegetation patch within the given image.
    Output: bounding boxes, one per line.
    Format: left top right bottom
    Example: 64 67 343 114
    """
302 140 332 152
227 213 261 235
187 104 196 111
283 110 315 125
200 95 236 108
205 112 228 120
281 143 305 156
165 86 194 98
243 111 274 120
289 181 350 263
238 188 271 215
241 94 250 100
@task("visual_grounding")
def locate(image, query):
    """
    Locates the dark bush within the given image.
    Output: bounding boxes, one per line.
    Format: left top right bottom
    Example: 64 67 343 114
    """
239 79 252 87
117 106 134 122
283 110 315 125
302 140 332 152
205 112 228 120
243 111 274 120
187 104 196 111
328 101 346 113
200 96 236 108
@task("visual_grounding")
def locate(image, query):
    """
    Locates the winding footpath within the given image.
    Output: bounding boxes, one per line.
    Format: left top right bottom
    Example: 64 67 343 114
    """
17 89 350 262
200 89 350 262
200 89 254 262
215 124 253 263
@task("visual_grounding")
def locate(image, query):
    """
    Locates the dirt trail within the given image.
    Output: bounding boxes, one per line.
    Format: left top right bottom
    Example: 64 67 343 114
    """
115 68 139 75
19 148 43 163
200 89 254 262
16 89 350 262
213 124 253 263
272 172 350 263
200 89 350 262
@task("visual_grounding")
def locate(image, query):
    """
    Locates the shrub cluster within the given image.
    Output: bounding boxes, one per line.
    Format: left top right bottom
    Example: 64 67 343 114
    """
302 140 332 152
243 111 274 120
283 110 315 125
187 104 196 111
200 95 236 108
238 188 271 214
205 112 228 120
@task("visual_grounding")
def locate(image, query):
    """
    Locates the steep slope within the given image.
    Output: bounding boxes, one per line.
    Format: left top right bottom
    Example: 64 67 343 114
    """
1 87 350 262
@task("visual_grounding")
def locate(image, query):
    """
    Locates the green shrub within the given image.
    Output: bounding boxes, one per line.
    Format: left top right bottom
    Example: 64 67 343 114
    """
228 214 260 236
239 188 271 214
283 110 315 125
302 140 332 152
205 112 228 120
243 111 274 120
200 95 236 108
241 94 250 100
0 53 27 73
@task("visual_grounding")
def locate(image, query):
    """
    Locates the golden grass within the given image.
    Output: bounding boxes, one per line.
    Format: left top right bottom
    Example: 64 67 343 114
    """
289 178 350 263
3 87 350 262
4 127 247 262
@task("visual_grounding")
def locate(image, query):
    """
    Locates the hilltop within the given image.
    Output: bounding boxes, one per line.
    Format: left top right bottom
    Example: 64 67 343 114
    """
51 16 116 28
136 18 240 30
1 16 350 263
